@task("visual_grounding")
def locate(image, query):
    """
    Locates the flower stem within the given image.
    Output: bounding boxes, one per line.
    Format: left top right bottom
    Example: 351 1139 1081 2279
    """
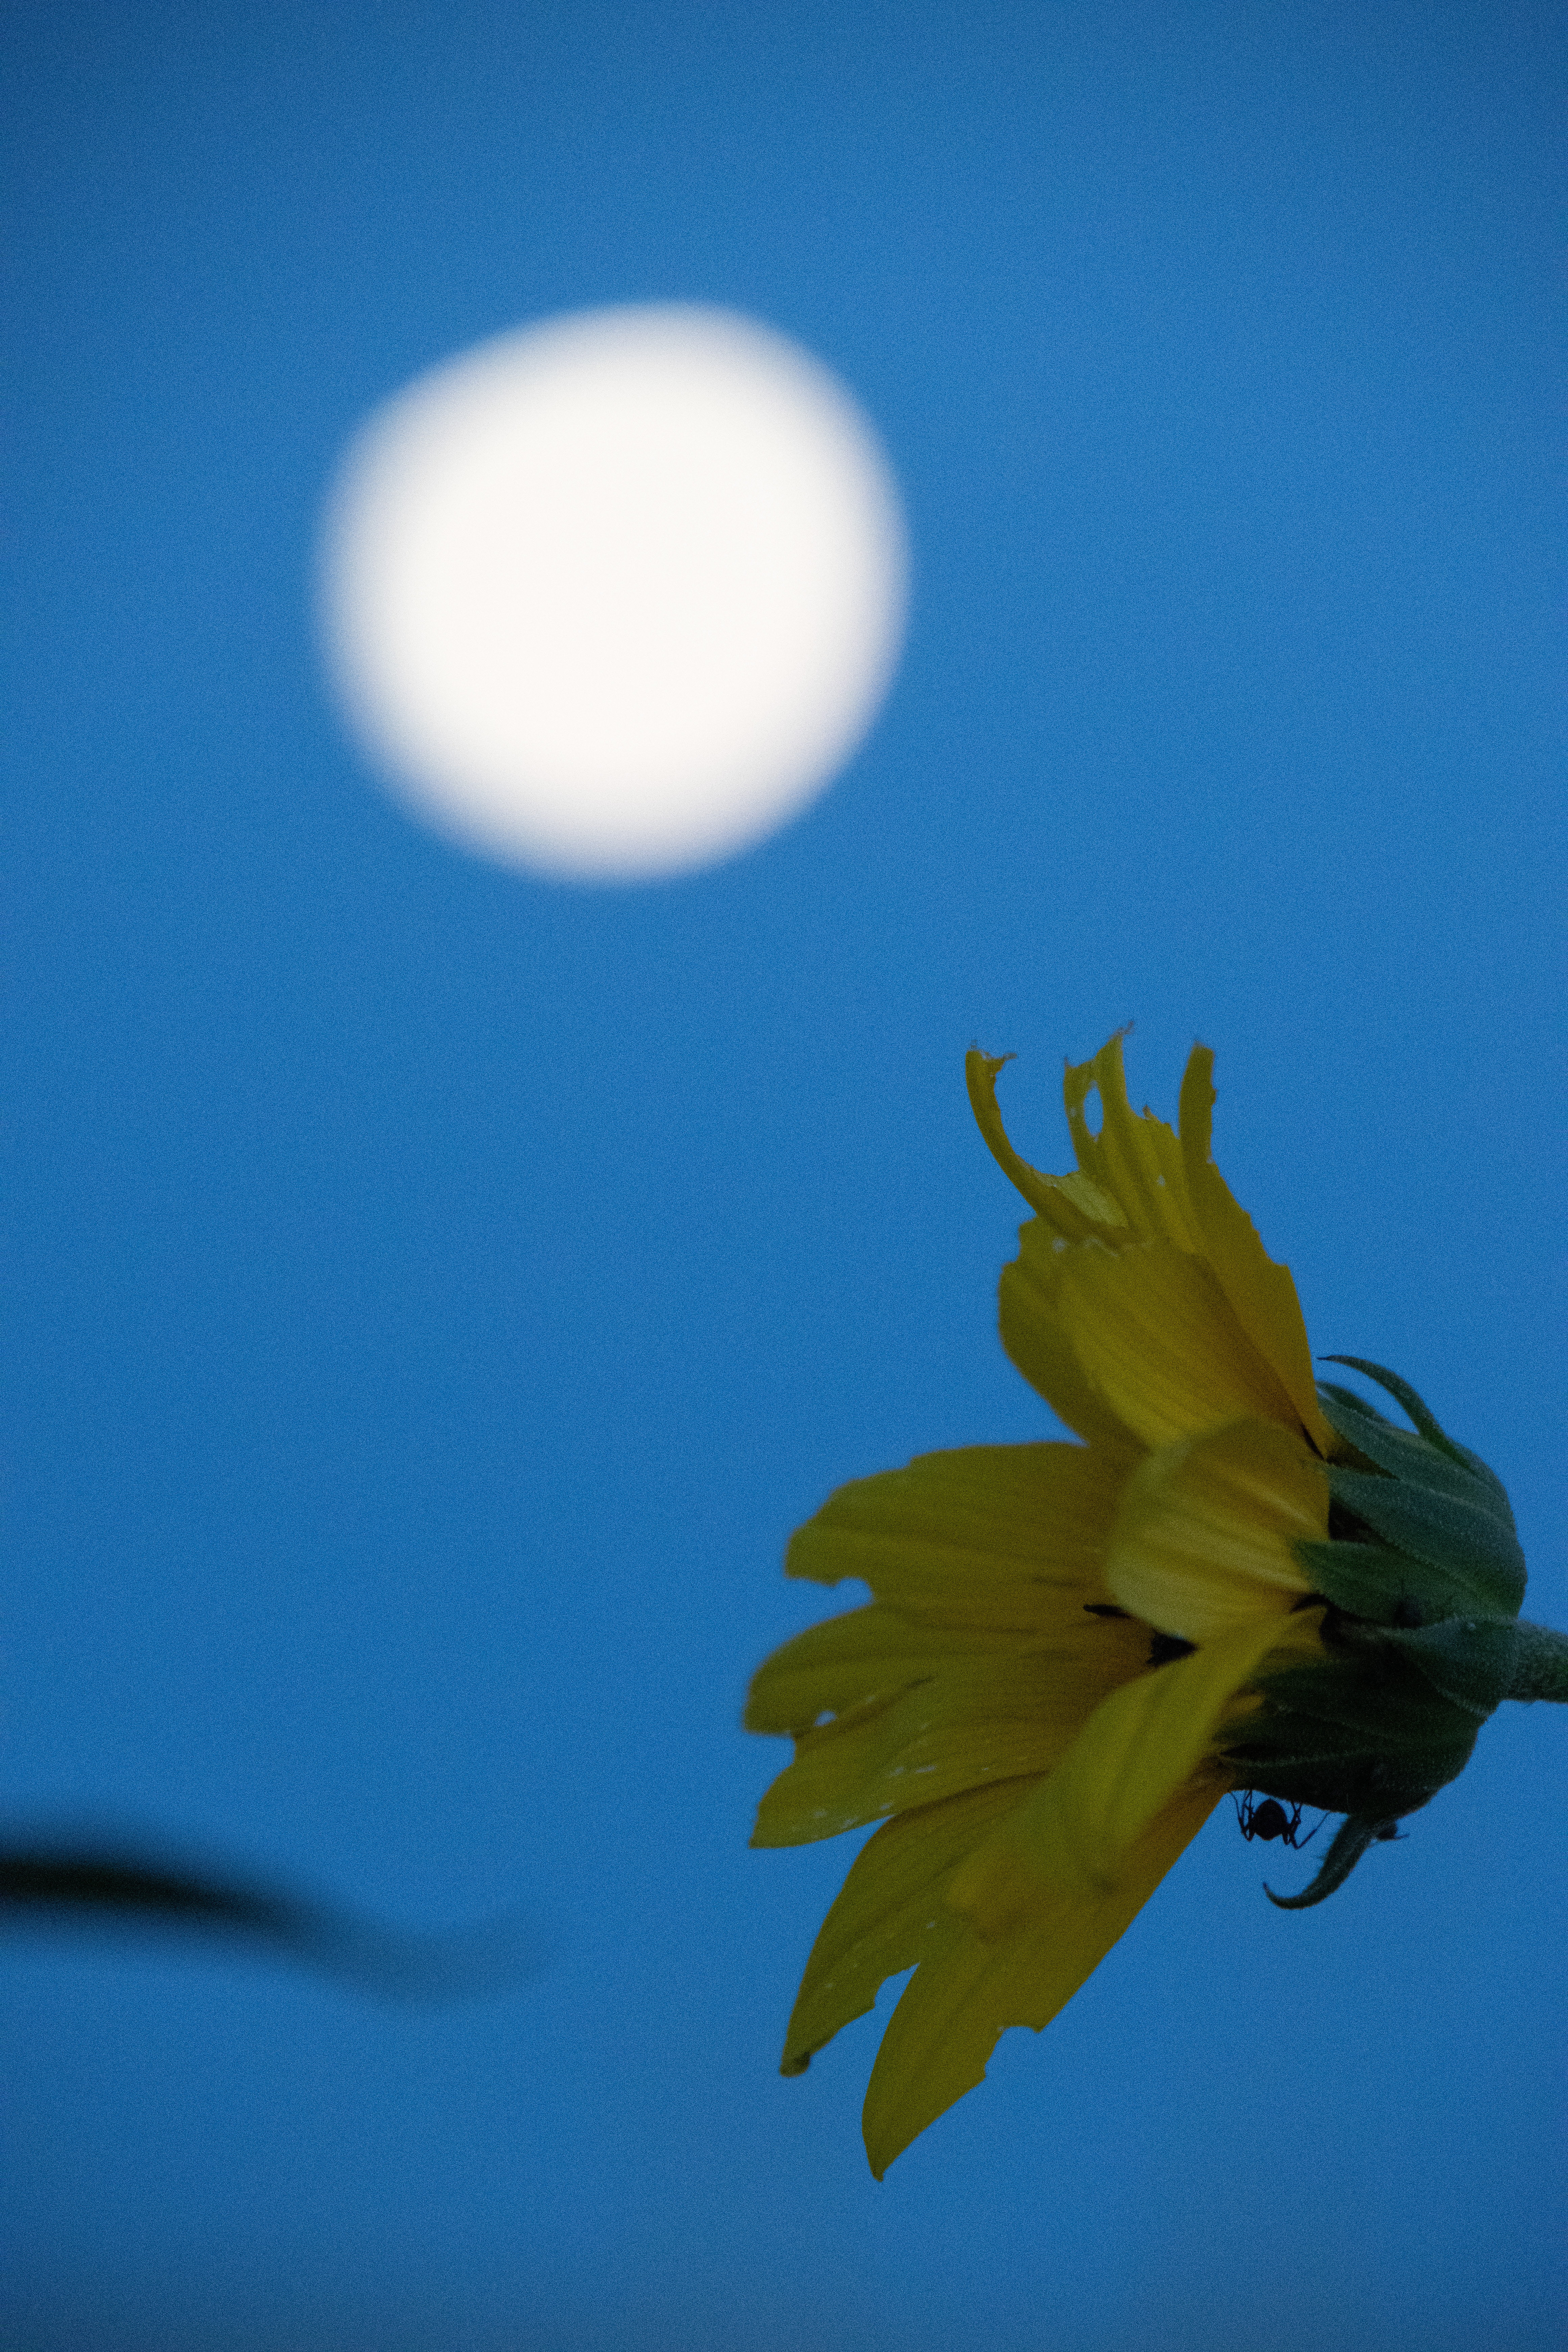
1504 1621 1568 1704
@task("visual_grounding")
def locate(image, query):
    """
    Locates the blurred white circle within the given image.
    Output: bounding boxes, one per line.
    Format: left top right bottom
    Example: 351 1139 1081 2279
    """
318 305 908 879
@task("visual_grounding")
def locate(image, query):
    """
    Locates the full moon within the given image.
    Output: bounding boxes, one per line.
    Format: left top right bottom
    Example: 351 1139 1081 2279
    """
318 305 909 879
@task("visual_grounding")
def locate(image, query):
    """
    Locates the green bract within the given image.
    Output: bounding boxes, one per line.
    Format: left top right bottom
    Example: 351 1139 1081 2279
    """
1219 1358 1542 1904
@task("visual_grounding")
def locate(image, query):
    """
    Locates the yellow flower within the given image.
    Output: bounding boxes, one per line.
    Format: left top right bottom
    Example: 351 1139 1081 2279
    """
747 1031 1531 2175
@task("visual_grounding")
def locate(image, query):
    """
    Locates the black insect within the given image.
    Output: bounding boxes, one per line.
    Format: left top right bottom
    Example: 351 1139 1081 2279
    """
1232 1791 1318 1849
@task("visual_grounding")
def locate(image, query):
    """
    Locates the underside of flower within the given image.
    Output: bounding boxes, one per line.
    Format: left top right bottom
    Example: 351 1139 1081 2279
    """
1219 1356 1530 1903
748 1031 1545 2175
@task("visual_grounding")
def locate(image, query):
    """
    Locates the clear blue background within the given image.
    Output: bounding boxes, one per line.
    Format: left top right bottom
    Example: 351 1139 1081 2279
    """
4 3 1563 2347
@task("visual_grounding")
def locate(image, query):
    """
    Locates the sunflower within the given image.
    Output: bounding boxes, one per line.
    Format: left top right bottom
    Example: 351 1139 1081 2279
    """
747 1032 1543 2176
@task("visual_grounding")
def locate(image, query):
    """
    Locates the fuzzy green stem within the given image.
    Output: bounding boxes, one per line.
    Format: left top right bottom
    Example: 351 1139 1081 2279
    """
1504 1621 1568 1704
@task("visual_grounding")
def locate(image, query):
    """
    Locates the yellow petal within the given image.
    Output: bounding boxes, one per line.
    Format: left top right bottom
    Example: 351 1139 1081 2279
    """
965 1050 1128 1239
1063 1033 1202 1250
780 1779 1026 2075
999 1226 1148 1453
751 1612 1150 1847
1058 1237 1302 1450
946 1610 1326 1933
745 1604 1019 1737
861 1777 1220 2176
786 1443 1127 1631
1105 1417 1326 1643
1178 1048 1334 1455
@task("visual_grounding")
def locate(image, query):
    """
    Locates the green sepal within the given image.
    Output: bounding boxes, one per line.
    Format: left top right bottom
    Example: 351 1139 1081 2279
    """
1295 1538 1484 1630
1316 1386 1515 1525
1322 1357 1495 1486
1223 1707 1402 1773
1218 1360 1550 1910
1326 1465 1526 1615
1220 1640 1480 1823
1374 1616 1519 1717
1218 1738 1476 1826
1252 1654 1475 1749
1263 1814 1399 1910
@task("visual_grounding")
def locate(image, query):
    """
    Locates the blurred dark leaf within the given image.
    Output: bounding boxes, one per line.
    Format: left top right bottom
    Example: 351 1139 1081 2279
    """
1 1835 536 2000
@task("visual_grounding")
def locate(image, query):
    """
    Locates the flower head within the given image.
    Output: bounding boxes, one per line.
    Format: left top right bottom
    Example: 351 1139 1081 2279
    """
748 1032 1542 2175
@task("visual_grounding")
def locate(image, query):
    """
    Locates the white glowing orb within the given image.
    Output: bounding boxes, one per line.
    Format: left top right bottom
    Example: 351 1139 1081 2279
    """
318 305 908 879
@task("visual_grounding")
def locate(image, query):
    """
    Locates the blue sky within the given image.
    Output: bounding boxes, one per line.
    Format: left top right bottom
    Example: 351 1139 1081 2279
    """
4 4 1564 2347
